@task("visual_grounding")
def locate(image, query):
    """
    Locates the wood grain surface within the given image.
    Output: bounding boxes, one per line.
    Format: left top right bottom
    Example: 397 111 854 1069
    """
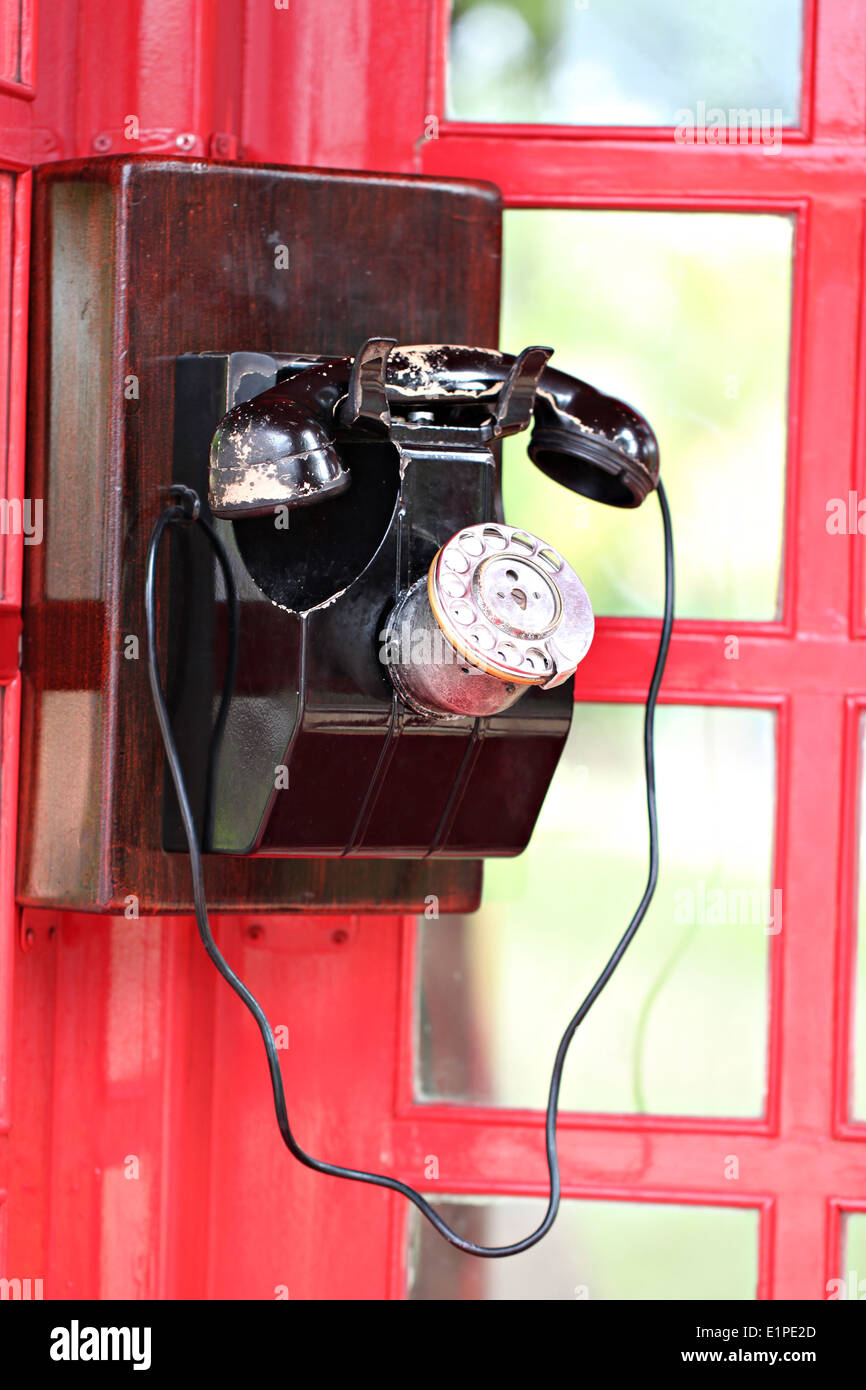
18 157 502 912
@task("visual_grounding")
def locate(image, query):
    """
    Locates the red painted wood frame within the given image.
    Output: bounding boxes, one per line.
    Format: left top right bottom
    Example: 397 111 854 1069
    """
0 0 32 1298
2 0 866 1301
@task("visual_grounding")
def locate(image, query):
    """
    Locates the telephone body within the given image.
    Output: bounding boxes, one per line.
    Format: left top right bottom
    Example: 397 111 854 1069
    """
165 339 658 862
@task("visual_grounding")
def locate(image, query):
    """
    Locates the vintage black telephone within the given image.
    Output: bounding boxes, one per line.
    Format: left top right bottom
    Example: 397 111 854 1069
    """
146 338 673 1258
160 340 660 862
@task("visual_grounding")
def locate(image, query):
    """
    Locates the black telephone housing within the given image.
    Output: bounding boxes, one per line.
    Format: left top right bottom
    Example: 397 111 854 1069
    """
165 342 658 860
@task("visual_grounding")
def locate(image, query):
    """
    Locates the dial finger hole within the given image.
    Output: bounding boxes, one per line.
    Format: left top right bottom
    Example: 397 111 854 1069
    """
537 547 562 573
495 642 523 667
482 526 508 551
525 646 551 672
509 531 534 554
443 548 470 574
440 573 467 599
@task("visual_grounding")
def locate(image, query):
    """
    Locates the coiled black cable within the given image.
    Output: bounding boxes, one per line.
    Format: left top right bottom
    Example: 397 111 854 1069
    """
145 481 674 1258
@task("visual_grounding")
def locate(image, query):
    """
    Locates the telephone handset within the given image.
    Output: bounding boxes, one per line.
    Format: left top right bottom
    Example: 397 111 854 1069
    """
208 340 659 516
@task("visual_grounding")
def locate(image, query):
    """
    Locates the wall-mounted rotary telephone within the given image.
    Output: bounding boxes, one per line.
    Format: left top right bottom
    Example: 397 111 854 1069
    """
148 336 673 1260
161 339 659 864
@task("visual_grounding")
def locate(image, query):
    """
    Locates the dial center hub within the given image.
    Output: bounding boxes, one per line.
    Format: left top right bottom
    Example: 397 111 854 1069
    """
474 554 562 639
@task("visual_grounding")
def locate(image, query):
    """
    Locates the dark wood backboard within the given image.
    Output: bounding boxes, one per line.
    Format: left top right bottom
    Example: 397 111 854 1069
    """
18 157 502 912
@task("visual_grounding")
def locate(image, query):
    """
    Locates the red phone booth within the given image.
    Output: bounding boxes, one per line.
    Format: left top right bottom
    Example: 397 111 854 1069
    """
0 0 865 1303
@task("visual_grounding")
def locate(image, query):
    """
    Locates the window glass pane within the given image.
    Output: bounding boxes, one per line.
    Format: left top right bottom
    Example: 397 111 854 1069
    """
408 1196 759 1300
842 1213 866 1293
416 705 775 1117
853 718 866 1119
502 210 793 620
448 0 803 129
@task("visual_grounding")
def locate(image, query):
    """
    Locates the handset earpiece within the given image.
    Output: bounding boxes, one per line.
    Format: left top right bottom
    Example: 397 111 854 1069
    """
378 343 660 509
528 367 660 508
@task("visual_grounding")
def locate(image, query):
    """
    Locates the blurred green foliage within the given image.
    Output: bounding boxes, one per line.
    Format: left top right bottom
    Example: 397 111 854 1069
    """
845 1214 866 1287
418 705 774 1117
449 0 802 127
410 1196 758 1300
